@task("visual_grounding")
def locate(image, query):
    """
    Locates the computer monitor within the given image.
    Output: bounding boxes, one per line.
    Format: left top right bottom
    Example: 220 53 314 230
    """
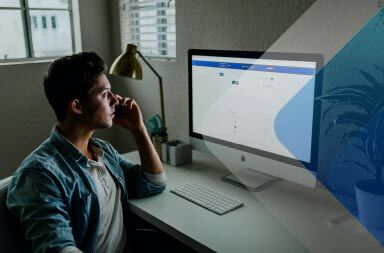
188 49 323 190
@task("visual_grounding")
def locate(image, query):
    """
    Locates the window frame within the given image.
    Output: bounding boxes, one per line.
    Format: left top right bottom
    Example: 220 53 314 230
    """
120 0 176 60
0 0 80 64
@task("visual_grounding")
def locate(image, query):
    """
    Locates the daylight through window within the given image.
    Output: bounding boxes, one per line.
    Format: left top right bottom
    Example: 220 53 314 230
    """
0 0 74 60
119 0 176 58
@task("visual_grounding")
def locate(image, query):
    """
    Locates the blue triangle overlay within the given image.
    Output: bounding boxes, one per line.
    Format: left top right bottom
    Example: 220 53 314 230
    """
275 7 384 243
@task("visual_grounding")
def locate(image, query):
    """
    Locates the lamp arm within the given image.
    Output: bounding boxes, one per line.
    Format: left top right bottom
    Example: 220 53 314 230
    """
137 51 166 131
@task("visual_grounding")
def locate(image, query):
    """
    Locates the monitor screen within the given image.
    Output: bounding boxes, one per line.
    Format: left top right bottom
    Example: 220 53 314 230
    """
189 50 323 175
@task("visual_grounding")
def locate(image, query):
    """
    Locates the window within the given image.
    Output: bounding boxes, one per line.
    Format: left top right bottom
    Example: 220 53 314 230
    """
119 0 176 58
51 16 56 29
41 16 47 28
0 0 75 60
32 16 37 29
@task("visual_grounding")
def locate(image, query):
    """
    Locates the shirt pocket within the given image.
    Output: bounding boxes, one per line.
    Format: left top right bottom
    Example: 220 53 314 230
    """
70 193 92 244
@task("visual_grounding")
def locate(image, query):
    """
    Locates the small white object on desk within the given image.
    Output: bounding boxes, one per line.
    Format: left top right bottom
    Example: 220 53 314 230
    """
161 140 192 166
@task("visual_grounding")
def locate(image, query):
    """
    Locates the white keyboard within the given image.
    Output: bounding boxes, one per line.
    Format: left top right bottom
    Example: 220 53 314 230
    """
171 183 244 215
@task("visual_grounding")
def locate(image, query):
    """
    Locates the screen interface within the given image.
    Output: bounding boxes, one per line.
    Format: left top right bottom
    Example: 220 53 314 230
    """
192 55 317 163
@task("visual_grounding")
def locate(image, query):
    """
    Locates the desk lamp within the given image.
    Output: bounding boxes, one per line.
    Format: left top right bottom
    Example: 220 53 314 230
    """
109 44 167 150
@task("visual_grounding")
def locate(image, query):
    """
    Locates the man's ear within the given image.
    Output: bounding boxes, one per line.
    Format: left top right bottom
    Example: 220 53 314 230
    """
70 99 83 115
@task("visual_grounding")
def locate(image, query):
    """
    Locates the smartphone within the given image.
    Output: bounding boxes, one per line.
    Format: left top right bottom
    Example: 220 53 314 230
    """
115 104 125 119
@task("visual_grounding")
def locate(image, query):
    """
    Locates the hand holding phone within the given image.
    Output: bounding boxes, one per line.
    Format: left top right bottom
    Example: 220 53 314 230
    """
113 95 145 132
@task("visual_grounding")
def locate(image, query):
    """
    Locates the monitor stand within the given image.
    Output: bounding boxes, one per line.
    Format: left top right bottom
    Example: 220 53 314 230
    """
221 168 281 192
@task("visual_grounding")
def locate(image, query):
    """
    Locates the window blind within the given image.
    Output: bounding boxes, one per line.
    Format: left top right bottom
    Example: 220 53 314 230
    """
120 0 176 58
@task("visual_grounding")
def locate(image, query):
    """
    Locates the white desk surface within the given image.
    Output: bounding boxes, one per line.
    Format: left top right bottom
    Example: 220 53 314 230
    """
124 151 384 253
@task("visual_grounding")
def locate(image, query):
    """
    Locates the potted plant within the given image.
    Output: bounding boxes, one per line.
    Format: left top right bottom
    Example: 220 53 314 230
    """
317 65 384 229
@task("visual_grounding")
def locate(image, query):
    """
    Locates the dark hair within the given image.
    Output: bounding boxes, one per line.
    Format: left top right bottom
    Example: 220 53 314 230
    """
43 52 107 122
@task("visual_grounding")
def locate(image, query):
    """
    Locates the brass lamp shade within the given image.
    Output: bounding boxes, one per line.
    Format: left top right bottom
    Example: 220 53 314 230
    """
109 44 143 79
109 43 167 132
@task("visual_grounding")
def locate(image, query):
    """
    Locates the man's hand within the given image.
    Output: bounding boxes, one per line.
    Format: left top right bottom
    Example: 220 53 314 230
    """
113 95 163 174
113 95 145 133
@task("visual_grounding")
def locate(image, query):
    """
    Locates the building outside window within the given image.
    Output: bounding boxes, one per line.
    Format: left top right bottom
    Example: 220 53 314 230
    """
119 0 176 58
0 0 76 60
51 16 56 29
42 15 47 28
32 15 37 29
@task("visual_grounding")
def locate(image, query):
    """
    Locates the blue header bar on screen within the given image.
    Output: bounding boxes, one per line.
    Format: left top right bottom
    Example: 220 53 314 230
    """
192 60 316 75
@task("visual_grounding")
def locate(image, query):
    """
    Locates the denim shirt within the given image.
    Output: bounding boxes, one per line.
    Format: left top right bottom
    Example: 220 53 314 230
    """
6 126 165 253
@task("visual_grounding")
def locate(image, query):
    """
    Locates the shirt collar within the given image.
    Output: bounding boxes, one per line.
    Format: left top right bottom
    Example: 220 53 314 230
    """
50 125 104 168
88 145 105 164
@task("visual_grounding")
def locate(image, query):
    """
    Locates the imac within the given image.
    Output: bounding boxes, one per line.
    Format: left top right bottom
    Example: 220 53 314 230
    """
188 49 323 190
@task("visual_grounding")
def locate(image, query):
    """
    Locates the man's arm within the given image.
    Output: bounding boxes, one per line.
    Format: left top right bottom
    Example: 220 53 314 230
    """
132 126 163 174
113 95 164 175
7 169 79 253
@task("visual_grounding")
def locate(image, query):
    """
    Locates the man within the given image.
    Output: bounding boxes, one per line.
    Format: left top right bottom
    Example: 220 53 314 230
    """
6 52 166 253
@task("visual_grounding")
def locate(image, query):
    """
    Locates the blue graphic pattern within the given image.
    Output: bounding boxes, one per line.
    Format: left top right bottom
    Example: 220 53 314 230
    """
275 7 384 243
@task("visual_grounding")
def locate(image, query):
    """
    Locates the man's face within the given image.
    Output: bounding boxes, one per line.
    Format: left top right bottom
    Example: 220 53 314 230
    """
81 73 119 129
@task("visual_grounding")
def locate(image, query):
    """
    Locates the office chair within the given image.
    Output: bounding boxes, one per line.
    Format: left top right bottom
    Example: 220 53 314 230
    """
0 177 30 252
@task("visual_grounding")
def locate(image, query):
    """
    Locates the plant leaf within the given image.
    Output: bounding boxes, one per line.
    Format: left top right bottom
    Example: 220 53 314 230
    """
344 160 376 176
366 134 379 169
373 64 384 80
370 97 384 118
326 84 377 95
342 130 367 143
334 112 369 125
350 143 366 154
316 93 374 108
373 116 384 167
355 68 381 88
321 101 369 121
324 113 370 135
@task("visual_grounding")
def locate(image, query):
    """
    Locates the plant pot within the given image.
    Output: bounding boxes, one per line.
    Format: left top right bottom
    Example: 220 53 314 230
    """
355 179 384 229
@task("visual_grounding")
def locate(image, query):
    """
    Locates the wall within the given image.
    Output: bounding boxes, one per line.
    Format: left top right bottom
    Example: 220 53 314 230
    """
0 0 114 179
111 0 316 152
0 0 324 178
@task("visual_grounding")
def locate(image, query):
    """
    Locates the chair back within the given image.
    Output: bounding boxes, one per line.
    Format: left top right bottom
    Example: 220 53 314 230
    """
0 177 30 252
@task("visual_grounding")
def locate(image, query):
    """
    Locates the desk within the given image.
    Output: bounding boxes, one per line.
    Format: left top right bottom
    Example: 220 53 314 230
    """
124 151 384 253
